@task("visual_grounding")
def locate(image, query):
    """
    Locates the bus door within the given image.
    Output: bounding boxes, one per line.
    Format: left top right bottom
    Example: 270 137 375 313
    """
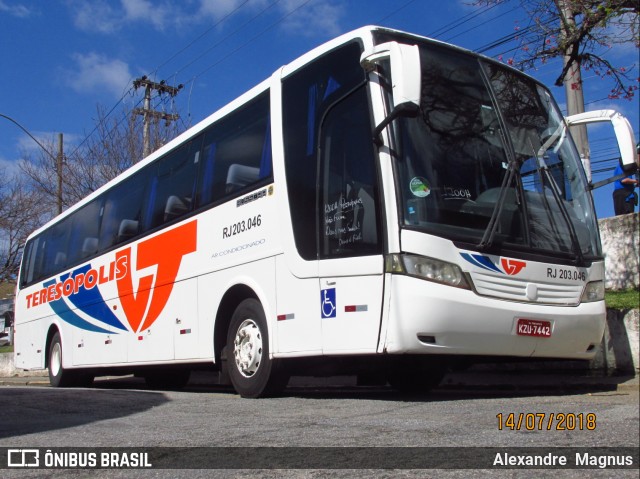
279 43 386 355
317 86 385 353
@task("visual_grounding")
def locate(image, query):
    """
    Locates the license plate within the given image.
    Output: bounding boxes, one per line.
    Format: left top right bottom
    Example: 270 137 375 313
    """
517 318 552 338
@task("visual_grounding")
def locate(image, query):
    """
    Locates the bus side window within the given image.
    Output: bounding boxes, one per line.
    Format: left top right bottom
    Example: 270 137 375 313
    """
67 199 102 265
19 240 34 286
29 238 47 284
196 142 217 206
225 164 260 193
117 219 139 243
41 220 71 279
146 135 202 230
197 92 271 207
98 169 149 251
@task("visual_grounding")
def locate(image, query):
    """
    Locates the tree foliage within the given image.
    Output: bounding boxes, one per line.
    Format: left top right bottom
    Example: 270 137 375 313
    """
0 171 45 282
473 0 640 99
20 104 182 210
1 103 183 283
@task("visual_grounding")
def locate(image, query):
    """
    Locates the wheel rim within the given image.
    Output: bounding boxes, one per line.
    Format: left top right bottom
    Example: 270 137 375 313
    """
233 319 263 378
50 342 62 377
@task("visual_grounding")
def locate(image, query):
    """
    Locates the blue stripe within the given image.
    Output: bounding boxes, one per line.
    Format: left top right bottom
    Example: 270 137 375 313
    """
44 279 111 334
63 266 128 331
471 254 503 273
460 253 503 274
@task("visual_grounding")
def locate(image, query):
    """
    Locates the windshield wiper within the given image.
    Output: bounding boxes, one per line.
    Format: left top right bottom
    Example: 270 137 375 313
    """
478 157 518 250
531 147 587 266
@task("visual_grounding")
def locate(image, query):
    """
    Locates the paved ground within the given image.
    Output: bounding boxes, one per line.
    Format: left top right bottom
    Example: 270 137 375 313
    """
1 371 638 479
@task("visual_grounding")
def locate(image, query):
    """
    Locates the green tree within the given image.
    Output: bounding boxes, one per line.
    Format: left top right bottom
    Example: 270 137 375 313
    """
474 0 639 99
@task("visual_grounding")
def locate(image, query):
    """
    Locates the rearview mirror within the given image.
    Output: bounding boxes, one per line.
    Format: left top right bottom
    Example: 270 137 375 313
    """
360 42 421 144
566 109 638 172
360 41 421 109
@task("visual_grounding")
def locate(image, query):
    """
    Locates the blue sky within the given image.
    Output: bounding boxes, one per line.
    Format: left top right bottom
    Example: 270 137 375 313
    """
1 0 638 219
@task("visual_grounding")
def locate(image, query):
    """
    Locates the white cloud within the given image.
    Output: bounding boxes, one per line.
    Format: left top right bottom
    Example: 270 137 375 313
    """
71 0 121 34
0 157 21 178
16 132 51 154
277 0 345 37
0 0 33 18
65 52 133 98
68 0 345 37
69 0 179 33
14 131 60 162
197 0 254 20
121 0 172 31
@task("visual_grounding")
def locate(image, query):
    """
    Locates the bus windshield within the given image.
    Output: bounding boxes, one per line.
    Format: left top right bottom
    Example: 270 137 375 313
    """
392 40 601 262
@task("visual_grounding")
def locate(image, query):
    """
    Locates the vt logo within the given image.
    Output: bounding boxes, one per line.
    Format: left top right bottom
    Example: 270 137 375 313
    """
116 220 197 333
460 253 526 276
500 258 526 276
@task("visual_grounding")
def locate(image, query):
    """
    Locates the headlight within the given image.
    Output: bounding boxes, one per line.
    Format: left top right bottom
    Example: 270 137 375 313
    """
386 253 471 289
581 280 604 303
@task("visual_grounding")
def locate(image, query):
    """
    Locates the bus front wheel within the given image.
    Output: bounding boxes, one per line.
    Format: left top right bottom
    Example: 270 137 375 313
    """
226 299 288 398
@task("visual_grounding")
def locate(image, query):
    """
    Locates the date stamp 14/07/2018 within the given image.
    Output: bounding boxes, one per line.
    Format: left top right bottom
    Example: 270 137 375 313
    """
497 413 597 431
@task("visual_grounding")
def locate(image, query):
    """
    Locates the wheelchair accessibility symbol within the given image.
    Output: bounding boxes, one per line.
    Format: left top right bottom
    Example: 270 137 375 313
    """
321 288 336 318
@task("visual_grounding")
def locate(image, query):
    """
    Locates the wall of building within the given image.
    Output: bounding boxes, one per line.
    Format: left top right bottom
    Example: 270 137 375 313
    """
599 213 639 291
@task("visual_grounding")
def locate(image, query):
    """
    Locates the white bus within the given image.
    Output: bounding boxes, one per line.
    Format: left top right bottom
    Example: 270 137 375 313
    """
15 26 638 397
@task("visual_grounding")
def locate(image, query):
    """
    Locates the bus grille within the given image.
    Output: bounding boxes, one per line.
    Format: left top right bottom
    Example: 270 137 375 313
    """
470 272 584 305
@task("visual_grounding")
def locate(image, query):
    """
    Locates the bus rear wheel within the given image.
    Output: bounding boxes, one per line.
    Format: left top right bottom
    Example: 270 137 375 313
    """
226 299 288 398
48 332 92 387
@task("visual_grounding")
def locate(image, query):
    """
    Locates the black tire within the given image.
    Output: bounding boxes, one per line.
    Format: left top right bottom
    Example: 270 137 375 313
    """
144 369 191 390
48 332 88 387
226 298 288 398
387 357 446 394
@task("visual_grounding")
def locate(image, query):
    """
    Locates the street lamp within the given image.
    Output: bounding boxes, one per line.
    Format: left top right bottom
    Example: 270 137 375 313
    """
0 113 64 214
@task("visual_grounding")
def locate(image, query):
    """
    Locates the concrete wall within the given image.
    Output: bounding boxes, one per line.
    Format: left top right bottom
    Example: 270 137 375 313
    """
0 351 42 377
599 213 639 291
592 308 639 374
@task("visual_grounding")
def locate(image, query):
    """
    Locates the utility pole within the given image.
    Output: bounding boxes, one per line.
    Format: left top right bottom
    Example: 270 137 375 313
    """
133 76 182 160
57 133 63 214
557 0 591 181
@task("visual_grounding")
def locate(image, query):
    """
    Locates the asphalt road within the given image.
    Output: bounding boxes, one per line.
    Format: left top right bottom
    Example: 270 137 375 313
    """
0 373 638 478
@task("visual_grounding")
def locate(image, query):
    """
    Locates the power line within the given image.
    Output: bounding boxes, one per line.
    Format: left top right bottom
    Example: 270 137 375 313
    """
443 4 519 43
376 0 421 24
66 2 259 163
66 88 140 161
150 0 255 78
428 2 499 38
183 0 315 90
476 23 538 54
170 0 282 79
69 2 516 162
